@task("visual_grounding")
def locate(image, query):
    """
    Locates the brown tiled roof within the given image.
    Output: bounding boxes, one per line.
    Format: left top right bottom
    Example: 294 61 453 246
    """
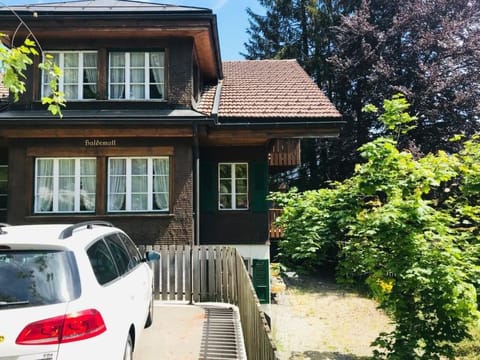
197 59 341 119
196 83 218 115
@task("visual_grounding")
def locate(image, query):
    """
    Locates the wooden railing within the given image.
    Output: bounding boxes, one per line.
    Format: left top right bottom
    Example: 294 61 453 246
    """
268 139 301 168
139 245 279 360
269 208 284 239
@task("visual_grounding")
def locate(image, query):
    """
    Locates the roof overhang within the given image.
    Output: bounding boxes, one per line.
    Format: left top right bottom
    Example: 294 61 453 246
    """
0 4 222 80
0 108 215 140
200 119 345 146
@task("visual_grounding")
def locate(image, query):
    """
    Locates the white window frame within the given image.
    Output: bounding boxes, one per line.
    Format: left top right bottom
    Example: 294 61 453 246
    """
108 51 165 100
107 157 169 212
34 158 96 213
218 162 249 211
41 51 97 100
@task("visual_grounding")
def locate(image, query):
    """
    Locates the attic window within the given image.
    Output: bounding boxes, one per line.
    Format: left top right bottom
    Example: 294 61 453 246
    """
109 51 165 100
42 51 98 100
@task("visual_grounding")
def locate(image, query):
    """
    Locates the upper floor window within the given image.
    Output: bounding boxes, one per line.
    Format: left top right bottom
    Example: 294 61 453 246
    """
108 157 169 212
35 158 96 213
218 163 248 210
42 51 97 100
109 52 165 100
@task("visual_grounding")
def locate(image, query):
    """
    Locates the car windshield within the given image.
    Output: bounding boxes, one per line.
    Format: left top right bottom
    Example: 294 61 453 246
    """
0 250 80 309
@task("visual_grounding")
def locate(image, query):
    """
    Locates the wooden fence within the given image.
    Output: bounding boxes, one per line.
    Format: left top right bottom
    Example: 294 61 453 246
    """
139 245 278 360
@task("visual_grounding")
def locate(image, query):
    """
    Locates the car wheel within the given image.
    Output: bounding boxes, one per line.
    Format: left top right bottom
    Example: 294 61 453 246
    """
145 296 154 328
123 333 133 360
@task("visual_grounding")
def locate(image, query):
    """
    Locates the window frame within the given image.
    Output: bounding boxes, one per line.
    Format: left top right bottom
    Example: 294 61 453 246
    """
41 51 98 100
107 156 170 213
108 51 165 100
218 162 249 211
34 157 97 214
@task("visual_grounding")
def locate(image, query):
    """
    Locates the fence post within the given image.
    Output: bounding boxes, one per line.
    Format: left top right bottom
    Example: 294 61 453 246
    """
188 245 193 304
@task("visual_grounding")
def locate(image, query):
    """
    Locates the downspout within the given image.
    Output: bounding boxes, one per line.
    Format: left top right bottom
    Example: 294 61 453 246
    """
193 123 200 247
190 122 199 305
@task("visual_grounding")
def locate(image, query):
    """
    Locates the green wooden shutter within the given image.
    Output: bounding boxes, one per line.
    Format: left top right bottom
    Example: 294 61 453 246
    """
199 160 217 213
250 161 268 212
252 259 270 304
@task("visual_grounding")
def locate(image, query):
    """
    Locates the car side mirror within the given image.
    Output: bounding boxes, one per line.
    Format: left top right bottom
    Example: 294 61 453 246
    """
144 251 160 262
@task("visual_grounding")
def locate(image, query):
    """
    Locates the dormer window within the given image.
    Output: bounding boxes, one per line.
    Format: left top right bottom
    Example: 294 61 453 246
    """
109 51 165 100
42 51 98 100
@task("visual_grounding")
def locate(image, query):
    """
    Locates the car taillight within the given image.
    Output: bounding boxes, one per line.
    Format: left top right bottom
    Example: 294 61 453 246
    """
16 309 106 345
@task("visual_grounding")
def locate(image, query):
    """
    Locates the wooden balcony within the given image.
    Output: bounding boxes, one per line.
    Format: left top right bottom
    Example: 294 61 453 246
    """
269 208 284 240
268 139 301 168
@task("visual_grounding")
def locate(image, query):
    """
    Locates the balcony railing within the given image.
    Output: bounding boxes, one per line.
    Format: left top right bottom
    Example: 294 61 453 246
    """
268 139 301 168
269 208 284 240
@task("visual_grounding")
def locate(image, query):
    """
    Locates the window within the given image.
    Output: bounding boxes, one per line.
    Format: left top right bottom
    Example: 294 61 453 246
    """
34 158 96 213
87 240 119 285
108 157 169 212
0 250 81 306
218 163 248 210
104 234 130 276
42 51 97 100
118 233 142 269
109 52 165 100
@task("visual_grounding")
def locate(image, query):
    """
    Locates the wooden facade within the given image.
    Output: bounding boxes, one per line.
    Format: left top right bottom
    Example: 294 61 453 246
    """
0 0 342 302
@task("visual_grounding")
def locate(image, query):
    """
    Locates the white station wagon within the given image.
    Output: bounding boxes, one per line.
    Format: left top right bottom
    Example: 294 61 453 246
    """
0 221 159 360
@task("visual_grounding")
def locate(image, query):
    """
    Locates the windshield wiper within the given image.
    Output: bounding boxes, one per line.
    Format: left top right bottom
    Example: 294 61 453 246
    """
0 300 30 307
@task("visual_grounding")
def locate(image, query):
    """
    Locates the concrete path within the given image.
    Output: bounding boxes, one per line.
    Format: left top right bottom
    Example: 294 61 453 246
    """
135 302 205 360
135 302 246 360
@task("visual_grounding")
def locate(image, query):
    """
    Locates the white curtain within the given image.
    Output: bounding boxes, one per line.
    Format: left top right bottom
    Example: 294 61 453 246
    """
109 159 126 210
58 159 75 212
150 52 164 98
36 159 53 212
110 53 125 99
153 158 169 210
130 53 145 99
131 159 147 210
80 159 96 211
83 53 97 98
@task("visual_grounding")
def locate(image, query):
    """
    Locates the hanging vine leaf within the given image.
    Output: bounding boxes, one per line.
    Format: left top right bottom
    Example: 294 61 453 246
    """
0 32 65 117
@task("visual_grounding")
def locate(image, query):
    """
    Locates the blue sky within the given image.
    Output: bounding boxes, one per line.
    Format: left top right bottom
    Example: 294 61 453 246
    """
4 0 266 60
178 0 265 60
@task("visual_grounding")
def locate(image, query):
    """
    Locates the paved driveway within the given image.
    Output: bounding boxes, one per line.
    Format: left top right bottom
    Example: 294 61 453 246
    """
135 303 205 359
136 302 246 360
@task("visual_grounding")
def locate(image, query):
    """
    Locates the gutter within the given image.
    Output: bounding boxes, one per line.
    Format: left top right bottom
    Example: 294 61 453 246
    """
209 15 223 79
213 117 345 129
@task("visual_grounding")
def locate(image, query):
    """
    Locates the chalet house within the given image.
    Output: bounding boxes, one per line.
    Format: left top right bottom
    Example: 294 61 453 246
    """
0 0 341 303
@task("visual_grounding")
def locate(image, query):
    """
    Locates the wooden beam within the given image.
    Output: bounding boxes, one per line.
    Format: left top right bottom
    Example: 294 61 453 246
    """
200 127 340 146
0 127 193 138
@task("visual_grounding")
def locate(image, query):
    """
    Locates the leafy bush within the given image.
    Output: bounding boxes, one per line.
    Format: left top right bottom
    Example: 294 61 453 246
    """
270 94 480 359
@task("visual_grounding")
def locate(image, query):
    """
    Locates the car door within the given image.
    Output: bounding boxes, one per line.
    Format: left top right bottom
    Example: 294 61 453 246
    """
104 234 150 334
118 233 152 314
83 238 127 358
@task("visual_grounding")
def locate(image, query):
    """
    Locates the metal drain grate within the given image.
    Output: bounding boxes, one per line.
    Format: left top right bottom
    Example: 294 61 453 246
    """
199 305 246 360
